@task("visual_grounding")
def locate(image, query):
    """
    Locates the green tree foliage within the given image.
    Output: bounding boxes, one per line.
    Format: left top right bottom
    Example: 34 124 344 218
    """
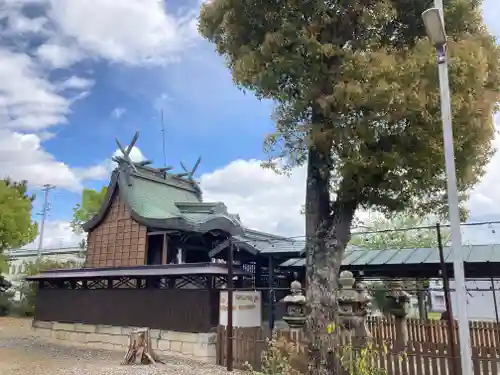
0 179 38 252
199 0 500 372
351 213 450 250
17 258 80 316
70 187 107 234
351 213 450 316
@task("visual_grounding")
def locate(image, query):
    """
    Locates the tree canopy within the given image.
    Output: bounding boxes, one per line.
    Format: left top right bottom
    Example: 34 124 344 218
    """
0 179 38 252
199 0 500 372
199 0 499 218
70 187 107 234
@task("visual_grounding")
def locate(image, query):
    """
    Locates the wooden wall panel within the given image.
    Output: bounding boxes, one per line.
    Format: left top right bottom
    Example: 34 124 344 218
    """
35 288 220 333
85 189 147 268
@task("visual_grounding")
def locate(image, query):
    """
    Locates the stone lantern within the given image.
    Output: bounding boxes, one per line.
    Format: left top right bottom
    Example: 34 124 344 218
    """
386 279 411 347
337 271 372 346
281 280 307 329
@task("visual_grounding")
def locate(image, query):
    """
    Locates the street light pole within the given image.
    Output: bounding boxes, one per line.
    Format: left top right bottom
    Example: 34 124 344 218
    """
423 1 473 374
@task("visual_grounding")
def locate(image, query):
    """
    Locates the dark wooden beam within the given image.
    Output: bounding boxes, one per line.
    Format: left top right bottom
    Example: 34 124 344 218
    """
147 230 175 236
162 233 168 265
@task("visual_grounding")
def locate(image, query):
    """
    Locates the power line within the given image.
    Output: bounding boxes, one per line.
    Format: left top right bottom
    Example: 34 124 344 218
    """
221 219 500 246
37 184 55 259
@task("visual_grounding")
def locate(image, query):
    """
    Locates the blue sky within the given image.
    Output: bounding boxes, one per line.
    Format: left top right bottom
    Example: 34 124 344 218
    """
1 0 500 247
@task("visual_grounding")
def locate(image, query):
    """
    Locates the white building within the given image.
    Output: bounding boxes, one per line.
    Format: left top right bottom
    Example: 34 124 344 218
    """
5 247 84 299
429 278 500 321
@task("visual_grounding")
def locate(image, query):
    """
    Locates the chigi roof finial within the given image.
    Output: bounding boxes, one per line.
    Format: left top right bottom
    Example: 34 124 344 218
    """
112 132 141 186
113 131 140 173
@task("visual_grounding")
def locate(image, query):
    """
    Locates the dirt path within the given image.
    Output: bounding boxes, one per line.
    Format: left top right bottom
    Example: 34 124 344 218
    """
0 318 235 375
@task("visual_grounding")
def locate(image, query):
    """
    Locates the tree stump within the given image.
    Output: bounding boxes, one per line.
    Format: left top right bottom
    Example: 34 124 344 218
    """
121 328 163 365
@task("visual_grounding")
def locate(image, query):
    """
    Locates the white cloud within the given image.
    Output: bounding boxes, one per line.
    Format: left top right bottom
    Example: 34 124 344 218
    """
25 220 85 249
113 146 146 163
71 145 147 183
0 0 199 195
7 15 48 35
45 0 199 66
36 43 84 69
198 133 500 238
73 163 111 182
19 143 500 251
483 0 500 40
0 42 99 191
0 129 121 191
0 130 82 191
467 136 500 218
111 107 126 119
0 49 70 131
201 159 306 236
154 93 173 112
56 76 94 91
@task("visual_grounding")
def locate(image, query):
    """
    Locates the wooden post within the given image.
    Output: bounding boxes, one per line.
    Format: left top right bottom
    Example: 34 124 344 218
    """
162 233 168 265
121 328 163 365
489 274 500 346
227 238 234 372
268 255 275 332
437 223 459 375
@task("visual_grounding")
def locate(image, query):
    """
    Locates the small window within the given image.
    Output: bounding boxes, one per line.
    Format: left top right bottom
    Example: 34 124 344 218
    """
434 295 445 303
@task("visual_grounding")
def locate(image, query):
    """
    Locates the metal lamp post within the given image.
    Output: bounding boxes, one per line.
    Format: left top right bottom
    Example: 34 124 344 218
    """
422 3 473 375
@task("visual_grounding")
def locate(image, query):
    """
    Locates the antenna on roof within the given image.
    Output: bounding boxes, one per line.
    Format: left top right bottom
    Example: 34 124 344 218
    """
160 110 167 168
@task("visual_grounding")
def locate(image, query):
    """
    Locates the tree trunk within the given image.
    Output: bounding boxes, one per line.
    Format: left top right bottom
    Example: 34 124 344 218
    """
305 144 358 375
416 279 427 321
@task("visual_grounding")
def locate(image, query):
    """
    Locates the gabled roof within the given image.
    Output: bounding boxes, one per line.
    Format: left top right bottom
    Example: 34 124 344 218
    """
83 164 244 236
209 229 306 257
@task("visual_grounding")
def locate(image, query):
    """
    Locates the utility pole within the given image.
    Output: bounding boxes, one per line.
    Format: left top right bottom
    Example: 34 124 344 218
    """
37 184 55 259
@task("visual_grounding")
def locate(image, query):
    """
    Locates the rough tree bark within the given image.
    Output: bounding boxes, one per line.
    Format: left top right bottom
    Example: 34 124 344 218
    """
305 142 358 375
416 280 428 321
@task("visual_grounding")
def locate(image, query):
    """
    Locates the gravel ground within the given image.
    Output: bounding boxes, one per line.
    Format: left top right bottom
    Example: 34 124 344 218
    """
0 318 239 375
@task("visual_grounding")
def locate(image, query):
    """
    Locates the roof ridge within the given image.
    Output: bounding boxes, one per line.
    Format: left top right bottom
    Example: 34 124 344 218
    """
243 228 292 241
131 170 200 195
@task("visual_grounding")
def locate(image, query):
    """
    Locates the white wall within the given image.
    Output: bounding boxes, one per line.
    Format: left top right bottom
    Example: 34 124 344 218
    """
6 248 83 278
429 278 500 321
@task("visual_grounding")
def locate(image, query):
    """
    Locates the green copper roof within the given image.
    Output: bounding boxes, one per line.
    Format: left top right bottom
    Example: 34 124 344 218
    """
83 164 243 235
279 244 500 268
123 173 200 219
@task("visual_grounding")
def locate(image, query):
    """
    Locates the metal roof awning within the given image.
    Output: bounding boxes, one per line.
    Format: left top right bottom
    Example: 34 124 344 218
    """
25 262 251 281
278 245 500 278
208 236 306 258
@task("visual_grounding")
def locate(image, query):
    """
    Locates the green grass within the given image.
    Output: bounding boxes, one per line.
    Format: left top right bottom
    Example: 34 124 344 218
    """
428 312 441 320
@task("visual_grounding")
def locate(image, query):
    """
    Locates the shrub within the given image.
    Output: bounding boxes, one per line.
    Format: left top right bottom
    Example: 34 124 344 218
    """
245 331 392 375
0 290 15 316
16 258 80 316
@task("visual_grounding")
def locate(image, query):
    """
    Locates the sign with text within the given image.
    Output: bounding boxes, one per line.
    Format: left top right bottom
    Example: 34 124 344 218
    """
219 290 262 327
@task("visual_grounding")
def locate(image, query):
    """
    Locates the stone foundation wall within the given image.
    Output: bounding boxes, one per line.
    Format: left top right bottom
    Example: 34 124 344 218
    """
31 320 216 363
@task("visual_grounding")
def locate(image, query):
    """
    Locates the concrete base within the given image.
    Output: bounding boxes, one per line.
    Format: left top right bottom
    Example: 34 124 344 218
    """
31 320 217 364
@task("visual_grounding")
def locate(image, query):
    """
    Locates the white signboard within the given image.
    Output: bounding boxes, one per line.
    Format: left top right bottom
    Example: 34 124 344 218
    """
219 291 262 328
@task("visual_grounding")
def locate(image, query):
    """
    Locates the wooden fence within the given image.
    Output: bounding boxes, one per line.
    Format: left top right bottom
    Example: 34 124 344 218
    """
216 317 500 375
367 317 500 347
